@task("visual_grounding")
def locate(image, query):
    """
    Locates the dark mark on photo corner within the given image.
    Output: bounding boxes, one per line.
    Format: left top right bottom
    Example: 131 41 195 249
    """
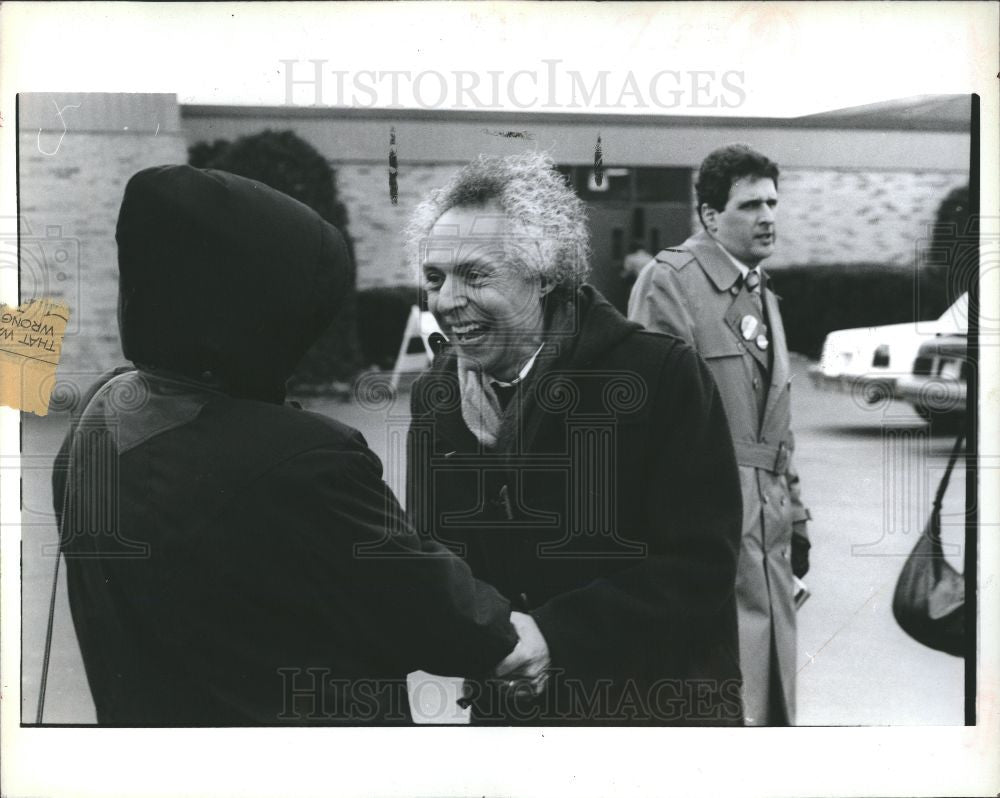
388 126 398 205
481 128 535 140
594 133 604 187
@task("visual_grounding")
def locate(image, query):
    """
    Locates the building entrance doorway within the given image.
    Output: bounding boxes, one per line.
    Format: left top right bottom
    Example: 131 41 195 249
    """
559 166 694 313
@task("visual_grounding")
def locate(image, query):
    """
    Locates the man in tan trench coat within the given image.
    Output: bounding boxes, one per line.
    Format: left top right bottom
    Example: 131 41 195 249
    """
628 144 811 726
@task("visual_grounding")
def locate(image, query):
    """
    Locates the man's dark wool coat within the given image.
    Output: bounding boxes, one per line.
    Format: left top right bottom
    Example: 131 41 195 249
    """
407 286 744 725
51 165 517 726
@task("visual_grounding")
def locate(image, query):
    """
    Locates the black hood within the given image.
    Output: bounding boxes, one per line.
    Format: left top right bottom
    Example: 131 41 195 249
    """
116 164 351 402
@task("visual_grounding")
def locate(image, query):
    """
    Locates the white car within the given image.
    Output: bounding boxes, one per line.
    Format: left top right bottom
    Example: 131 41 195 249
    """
808 293 968 405
894 332 968 429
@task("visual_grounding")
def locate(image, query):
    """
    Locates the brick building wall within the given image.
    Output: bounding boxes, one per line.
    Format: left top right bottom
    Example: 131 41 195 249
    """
16 94 188 389
334 162 461 289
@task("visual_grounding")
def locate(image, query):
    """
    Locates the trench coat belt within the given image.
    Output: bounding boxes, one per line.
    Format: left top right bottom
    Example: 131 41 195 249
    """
732 440 790 475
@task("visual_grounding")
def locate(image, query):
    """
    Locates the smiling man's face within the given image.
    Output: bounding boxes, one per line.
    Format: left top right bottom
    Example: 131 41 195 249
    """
420 201 548 380
702 175 778 267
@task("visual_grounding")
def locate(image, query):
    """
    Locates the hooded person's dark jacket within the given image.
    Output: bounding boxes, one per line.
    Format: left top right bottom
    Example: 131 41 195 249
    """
52 166 516 725
407 286 744 725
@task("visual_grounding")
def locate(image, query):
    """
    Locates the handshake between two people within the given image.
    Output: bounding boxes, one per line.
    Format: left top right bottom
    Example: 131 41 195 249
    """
461 611 550 707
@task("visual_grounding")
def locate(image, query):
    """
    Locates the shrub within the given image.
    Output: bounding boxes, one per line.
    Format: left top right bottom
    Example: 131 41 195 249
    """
768 264 951 358
356 285 424 370
928 185 975 298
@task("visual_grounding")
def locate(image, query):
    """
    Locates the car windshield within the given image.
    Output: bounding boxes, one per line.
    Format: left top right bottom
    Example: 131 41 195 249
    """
936 292 969 334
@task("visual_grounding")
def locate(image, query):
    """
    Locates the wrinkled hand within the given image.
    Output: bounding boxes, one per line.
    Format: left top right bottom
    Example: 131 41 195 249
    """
493 611 550 696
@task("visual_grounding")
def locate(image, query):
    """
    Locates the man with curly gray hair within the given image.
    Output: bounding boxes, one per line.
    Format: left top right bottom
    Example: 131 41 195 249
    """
407 152 590 302
406 152 745 725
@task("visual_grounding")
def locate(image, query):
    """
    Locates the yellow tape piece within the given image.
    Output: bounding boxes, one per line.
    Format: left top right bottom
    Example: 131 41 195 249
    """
0 299 71 416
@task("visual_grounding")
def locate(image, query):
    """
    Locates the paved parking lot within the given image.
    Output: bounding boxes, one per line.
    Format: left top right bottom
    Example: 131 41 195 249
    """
19 355 968 725
784 356 966 725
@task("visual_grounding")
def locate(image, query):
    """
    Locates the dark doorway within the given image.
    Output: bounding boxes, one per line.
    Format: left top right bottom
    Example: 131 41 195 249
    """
560 165 693 313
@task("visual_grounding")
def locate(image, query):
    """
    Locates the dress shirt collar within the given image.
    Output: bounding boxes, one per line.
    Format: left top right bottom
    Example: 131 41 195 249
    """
490 343 545 388
715 241 754 280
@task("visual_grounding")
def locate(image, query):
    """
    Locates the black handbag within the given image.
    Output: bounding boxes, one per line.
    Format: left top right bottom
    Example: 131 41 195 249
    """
891 431 966 657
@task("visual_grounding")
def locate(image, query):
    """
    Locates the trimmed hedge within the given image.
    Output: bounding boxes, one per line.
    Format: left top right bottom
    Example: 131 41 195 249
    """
767 264 954 358
357 285 424 370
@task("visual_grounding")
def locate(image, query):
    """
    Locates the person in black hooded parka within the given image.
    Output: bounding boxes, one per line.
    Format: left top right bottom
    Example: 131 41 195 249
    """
51 165 519 725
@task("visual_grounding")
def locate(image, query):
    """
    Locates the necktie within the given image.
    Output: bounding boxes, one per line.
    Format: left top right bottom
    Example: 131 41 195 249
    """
745 268 762 311
743 269 771 360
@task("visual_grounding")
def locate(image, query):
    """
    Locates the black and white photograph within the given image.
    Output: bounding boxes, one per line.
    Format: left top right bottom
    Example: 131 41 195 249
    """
1 3 997 797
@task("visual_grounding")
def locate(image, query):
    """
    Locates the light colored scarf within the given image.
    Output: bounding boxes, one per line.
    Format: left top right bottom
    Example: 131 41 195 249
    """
458 343 544 448
458 362 506 448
